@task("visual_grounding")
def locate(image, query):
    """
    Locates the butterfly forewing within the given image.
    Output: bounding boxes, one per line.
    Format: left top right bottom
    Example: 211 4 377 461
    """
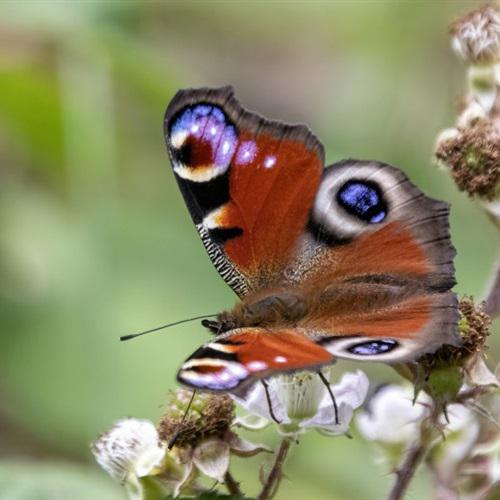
177 328 333 395
164 86 324 296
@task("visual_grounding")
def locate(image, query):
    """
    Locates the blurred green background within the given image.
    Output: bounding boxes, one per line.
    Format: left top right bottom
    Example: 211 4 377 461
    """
0 1 498 499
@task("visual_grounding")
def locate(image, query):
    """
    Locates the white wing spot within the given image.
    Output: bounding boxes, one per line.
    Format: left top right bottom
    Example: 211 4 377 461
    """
247 361 268 372
264 156 276 169
274 355 287 363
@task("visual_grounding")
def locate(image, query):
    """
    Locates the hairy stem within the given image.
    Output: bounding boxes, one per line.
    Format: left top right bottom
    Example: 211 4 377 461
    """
484 259 500 319
388 443 426 500
224 470 243 498
387 419 432 500
258 437 292 500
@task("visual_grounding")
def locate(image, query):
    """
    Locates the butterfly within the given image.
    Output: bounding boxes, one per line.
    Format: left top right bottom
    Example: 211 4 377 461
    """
163 86 460 397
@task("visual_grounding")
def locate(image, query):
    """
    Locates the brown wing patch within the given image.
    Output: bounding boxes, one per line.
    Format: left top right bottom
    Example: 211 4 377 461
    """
329 221 431 280
315 295 432 339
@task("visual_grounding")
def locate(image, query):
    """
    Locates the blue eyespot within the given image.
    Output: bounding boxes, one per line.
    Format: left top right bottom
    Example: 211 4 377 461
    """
337 180 387 223
170 104 237 169
348 339 398 356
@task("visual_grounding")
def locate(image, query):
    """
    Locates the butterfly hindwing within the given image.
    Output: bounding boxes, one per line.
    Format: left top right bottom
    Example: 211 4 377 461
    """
164 86 324 296
284 159 459 363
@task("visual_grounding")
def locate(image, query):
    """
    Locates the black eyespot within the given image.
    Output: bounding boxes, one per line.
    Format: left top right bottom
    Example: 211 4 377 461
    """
347 339 398 355
173 141 192 165
337 180 387 223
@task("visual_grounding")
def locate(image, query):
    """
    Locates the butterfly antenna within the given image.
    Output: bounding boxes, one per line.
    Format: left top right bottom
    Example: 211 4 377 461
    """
318 371 339 425
168 389 197 450
120 314 217 342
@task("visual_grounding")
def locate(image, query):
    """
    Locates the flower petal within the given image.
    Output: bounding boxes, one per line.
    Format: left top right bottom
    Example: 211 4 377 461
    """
300 403 353 434
172 458 194 498
192 439 230 483
325 370 370 410
233 414 270 431
466 355 500 388
92 418 165 482
356 385 430 444
231 381 289 424
228 433 272 457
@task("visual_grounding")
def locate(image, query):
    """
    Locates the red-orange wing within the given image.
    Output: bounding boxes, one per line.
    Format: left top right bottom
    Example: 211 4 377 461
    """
164 86 324 296
286 160 460 361
177 327 333 394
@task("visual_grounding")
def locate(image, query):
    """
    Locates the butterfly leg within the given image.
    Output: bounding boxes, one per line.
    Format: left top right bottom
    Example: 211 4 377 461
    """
261 379 281 424
168 389 197 449
317 371 339 425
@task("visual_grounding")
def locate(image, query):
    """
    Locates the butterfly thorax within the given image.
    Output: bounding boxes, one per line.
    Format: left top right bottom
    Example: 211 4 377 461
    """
214 290 310 333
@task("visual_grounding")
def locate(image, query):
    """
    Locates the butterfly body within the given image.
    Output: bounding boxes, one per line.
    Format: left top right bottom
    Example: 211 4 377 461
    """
164 86 460 395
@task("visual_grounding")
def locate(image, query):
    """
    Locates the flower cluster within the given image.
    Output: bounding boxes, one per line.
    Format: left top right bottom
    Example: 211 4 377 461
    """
356 381 500 499
92 391 269 498
92 371 369 499
435 3 500 210
450 4 500 65
358 295 499 499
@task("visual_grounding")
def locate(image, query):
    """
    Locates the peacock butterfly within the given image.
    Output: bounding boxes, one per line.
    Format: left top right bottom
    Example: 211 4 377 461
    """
163 86 460 396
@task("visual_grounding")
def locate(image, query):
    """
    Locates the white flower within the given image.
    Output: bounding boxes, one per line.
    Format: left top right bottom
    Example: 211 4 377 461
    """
356 384 430 445
92 418 166 500
465 354 500 388
233 369 369 436
430 404 481 485
451 5 500 64
467 437 500 487
157 390 270 497
456 100 488 128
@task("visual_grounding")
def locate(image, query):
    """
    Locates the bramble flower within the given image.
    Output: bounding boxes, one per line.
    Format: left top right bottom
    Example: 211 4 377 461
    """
356 384 431 468
92 418 167 500
465 435 500 493
450 4 500 65
428 391 500 498
436 4 500 193
408 297 495 409
428 404 481 489
356 385 430 445
233 369 369 437
435 121 500 200
356 384 494 484
157 389 269 496
93 391 269 499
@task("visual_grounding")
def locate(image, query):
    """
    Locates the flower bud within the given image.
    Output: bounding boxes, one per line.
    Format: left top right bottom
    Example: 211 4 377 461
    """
450 4 500 65
158 389 234 448
434 121 500 200
92 419 166 499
